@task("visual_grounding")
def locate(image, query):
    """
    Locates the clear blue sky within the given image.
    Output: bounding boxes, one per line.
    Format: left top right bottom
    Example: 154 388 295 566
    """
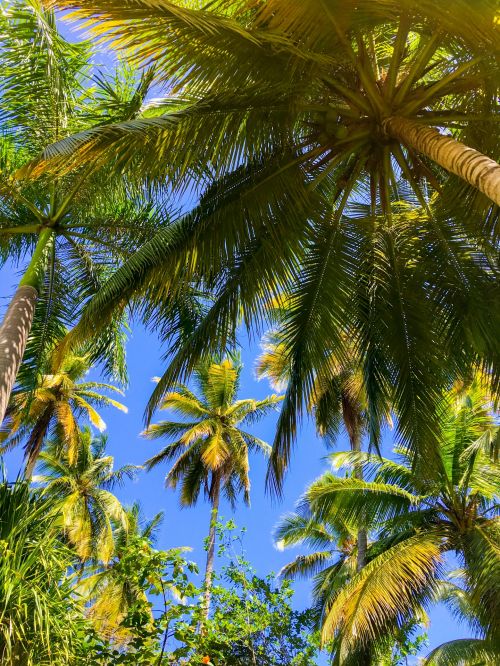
0 14 466 660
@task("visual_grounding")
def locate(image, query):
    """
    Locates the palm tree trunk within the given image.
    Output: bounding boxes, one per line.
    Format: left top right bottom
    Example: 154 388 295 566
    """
341 394 367 571
0 286 37 426
202 477 220 622
384 116 500 206
351 431 367 572
0 229 53 425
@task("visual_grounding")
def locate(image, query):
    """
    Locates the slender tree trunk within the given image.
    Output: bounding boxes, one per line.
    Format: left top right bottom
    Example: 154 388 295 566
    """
341 394 367 572
202 477 220 622
348 435 374 666
0 229 53 425
0 286 37 426
23 405 54 479
384 116 500 206
351 431 367 572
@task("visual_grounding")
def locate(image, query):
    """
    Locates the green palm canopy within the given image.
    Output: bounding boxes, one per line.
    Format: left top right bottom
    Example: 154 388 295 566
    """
0 0 171 425
143 358 281 505
34 428 138 563
275 504 428 665
28 0 499 493
143 357 282 617
1 351 127 474
298 378 499 655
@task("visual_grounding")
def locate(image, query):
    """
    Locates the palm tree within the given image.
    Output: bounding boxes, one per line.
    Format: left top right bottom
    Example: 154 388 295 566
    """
302 378 499 656
1 350 127 475
33 0 500 203
425 639 497 665
0 479 85 665
143 357 281 618
0 0 164 424
258 319 381 568
275 500 356 619
31 1 499 492
422 576 499 665
274 487 427 665
79 502 187 644
275 502 499 664
258 322 369 447
33 428 138 563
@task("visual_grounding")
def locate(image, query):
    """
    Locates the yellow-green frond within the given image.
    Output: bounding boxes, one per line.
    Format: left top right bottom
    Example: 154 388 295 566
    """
321 532 443 648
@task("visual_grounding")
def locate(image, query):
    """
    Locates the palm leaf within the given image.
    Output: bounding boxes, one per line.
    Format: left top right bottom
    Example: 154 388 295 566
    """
321 531 443 647
306 473 421 529
279 551 333 581
423 638 499 665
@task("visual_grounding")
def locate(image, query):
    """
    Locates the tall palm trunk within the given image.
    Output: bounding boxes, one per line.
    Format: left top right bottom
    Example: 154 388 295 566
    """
384 116 500 206
341 394 367 571
202 476 221 621
341 399 370 665
351 429 367 572
0 229 53 425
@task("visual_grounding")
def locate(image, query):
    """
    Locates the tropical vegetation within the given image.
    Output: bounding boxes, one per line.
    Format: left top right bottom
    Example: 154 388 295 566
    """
276 379 499 662
143 357 281 617
0 1 498 664
0 479 84 665
1 351 127 475
28 0 500 494
0 0 166 424
34 428 137 562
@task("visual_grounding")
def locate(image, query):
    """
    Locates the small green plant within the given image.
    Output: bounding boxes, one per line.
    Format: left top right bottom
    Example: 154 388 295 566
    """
171 520 323 666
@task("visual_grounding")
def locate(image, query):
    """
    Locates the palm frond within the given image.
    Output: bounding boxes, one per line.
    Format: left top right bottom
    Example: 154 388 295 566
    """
321 532 443 647
274 511 338 550
279 551 333 581
306 473 421 529
423 638 499 665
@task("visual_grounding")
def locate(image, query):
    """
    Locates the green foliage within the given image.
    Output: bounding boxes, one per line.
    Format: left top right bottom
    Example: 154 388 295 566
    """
170 521 323 666
374 620 429 666
34 428 138 562
422 638 498 665
0 477 323 665
143 357 281 507
70 519 322 665
33 0 500 497
257 315 375 476
81 515 198 663
277 379 499 657
1 350 127 472
143 357 282 623
0 479 86 665
0 0 175 395
0 4 498 665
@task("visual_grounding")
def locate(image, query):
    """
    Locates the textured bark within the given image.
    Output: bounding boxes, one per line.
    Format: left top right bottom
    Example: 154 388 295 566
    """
385 116 500 206
341 393 367 571
0 229 53 426
0 285 38 425
356 529 368 571
202 478 220 622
